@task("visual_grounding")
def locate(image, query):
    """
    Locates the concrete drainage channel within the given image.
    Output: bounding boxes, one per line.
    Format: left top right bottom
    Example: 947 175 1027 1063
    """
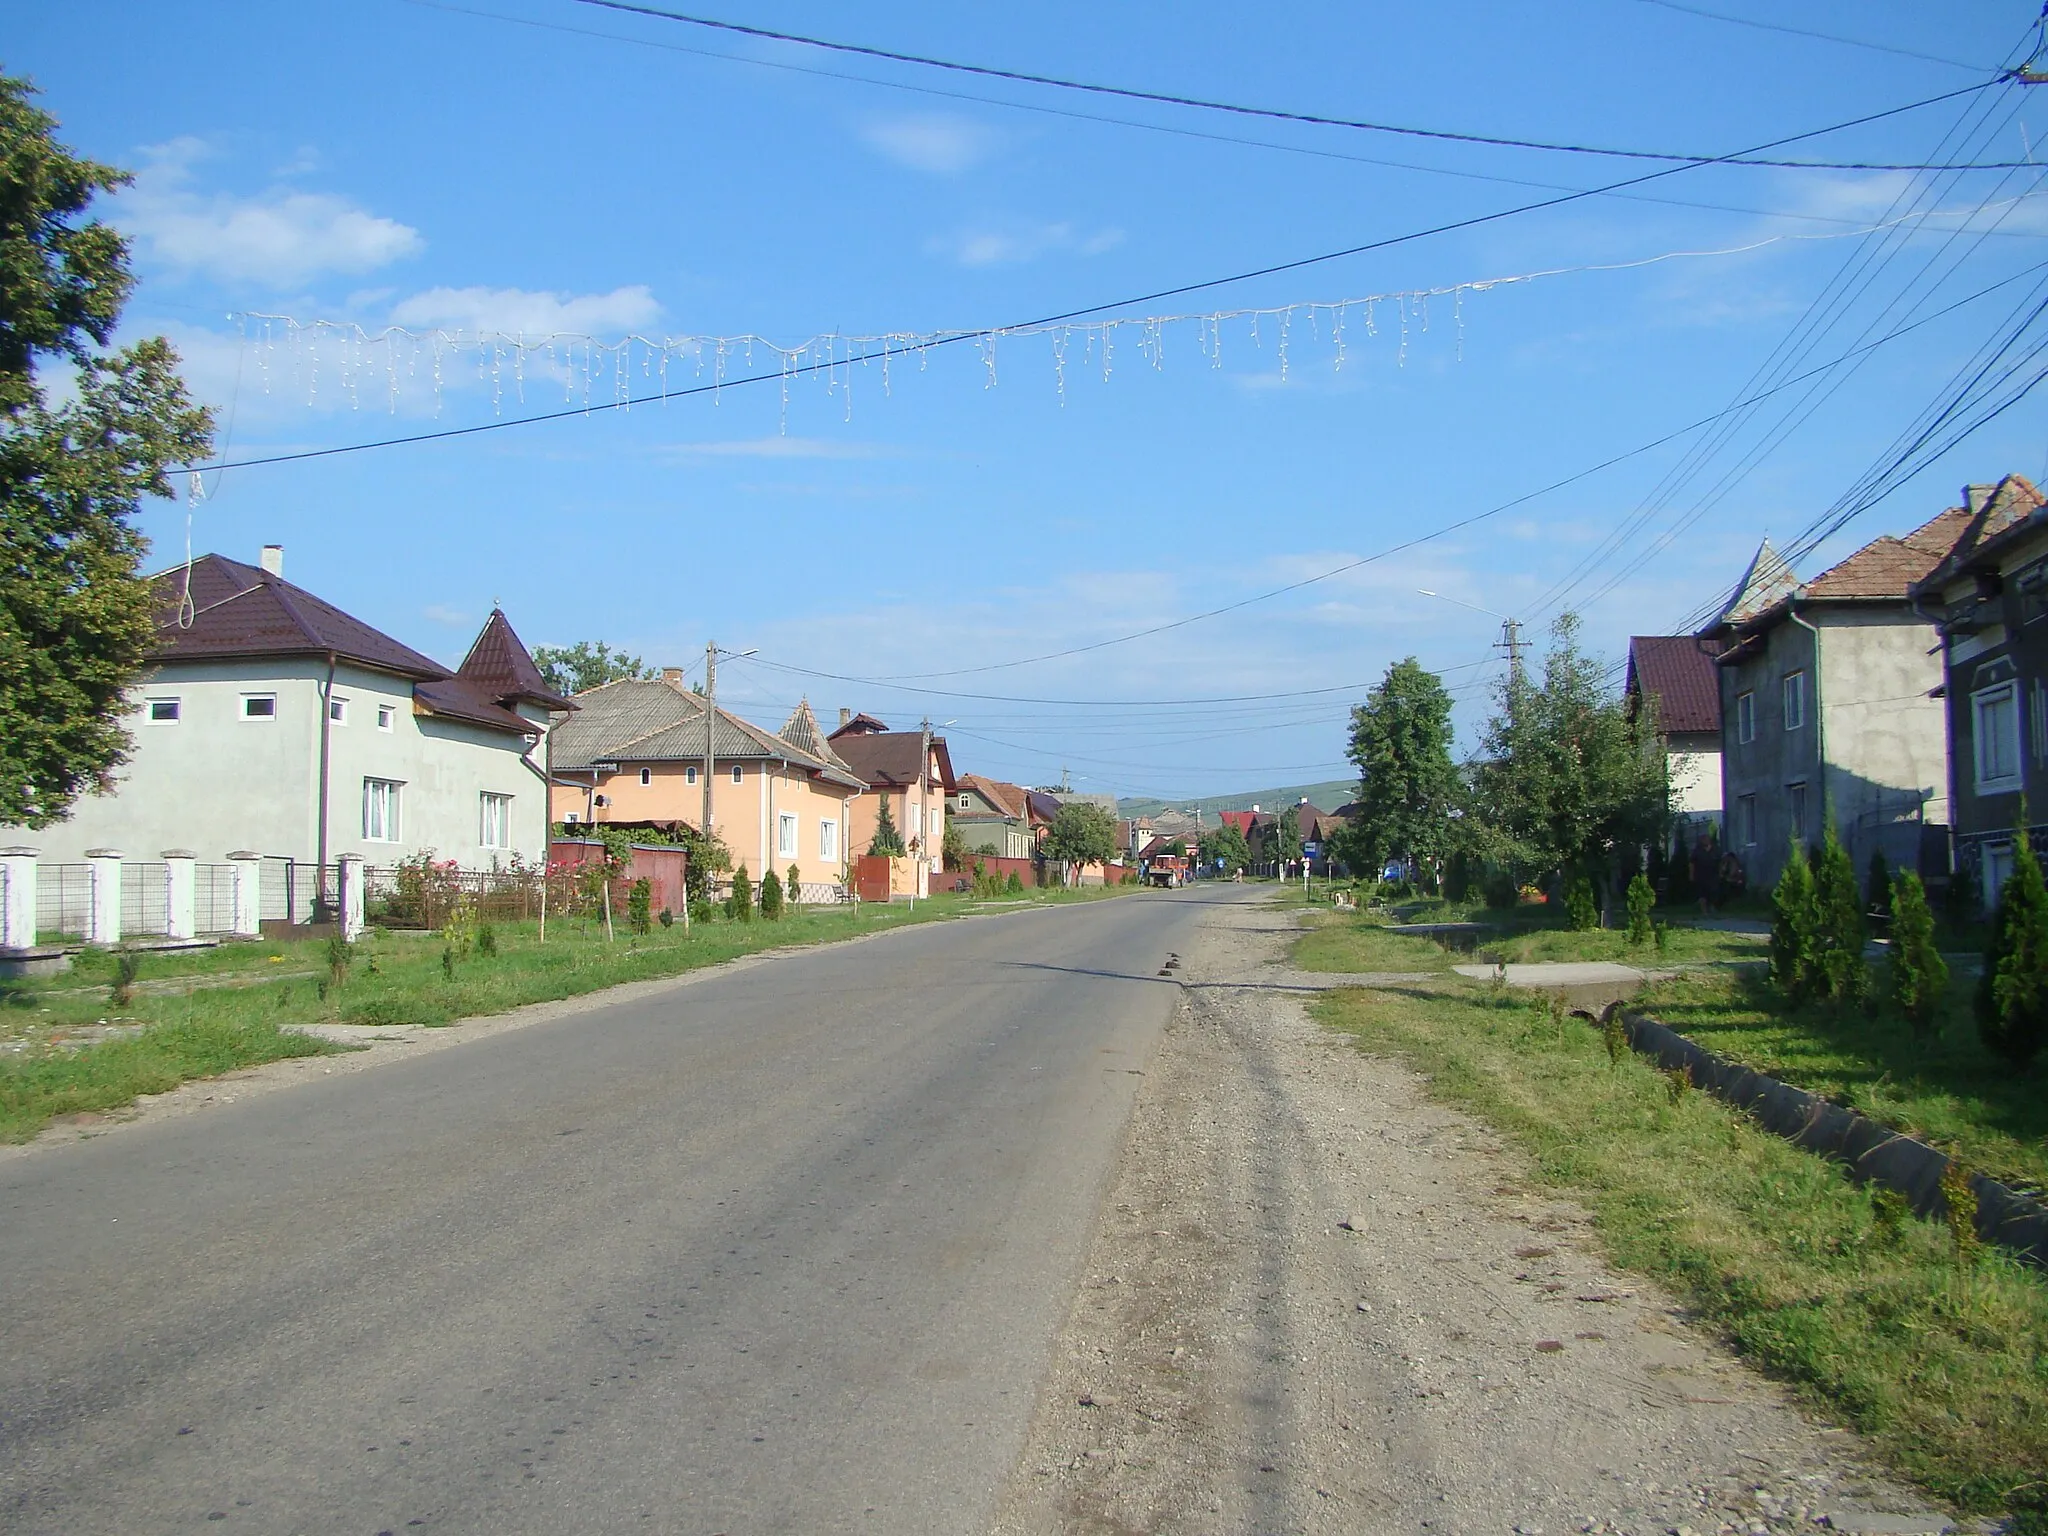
1578 1004 2048 1270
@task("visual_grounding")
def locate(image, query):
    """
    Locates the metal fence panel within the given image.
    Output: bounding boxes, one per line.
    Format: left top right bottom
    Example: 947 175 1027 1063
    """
36 864 92 940
121 863 168 936
195 864 238 935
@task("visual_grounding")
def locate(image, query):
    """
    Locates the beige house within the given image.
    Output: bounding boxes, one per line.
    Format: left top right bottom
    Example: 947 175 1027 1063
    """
549 681 864 891
825 713 956 877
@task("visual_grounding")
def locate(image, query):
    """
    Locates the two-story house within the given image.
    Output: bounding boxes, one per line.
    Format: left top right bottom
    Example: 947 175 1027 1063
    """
1907 475 2048 909
1626 634 1724 849
824 713 956 875
20 549 567 887
1705 514 1961 890
952 775 1034 859
548 684 865 890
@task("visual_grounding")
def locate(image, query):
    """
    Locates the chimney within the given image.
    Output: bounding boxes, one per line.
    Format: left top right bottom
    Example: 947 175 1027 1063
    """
839 707 851 727
1965 483 1998 515
661 667 684 688
259 545 284 577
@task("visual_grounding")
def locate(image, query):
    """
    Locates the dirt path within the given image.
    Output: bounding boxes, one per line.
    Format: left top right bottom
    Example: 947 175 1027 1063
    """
991 898 1966 1536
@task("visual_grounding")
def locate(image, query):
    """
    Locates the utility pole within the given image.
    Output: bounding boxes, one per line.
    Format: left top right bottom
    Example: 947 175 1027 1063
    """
918 715 933 903
1496 617 1526 680
703 640 717 840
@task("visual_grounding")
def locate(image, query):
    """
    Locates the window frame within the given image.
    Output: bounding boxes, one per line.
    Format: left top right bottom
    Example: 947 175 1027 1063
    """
1985 841 2017 911
820 818 839 862
730 763 743 784
329 695 349 725
362 777 403 843
685 765 699 786
376 703 396 732
777 811 799 860
1736 690 1756 745
1973 679 2023 793
479 791 513 850
1738 793 1758 847
1782 671 1806 732
639 767 652 787
1787 780 1807 838
241 692 277 722
146 697 181 725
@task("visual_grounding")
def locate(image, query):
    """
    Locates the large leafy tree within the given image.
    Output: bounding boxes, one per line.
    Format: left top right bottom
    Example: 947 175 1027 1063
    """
1467 613 1667 900
1199 820 1250 874
1339 657 1457 878
1 75 212 828
533 640 657 696
1044 802 1119 867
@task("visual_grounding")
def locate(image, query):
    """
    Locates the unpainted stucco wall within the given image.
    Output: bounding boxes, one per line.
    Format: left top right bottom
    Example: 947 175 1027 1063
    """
1815 609 1946 875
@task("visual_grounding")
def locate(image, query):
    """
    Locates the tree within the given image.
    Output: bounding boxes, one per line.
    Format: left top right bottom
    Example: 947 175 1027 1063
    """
1044 802 1118 869
728 863 754 923
1272 806 1304 866
1769 833 1819 1004
532 640 656 696
1 76 214 828
1341 657 1457 881
941 819 968 871
758 866 784 920
1467 613 1667 904
1199 821 1250 875
868 795 906 857
1977 825 2048 1067
1888 868 1947 1034
1810 813 1867 1008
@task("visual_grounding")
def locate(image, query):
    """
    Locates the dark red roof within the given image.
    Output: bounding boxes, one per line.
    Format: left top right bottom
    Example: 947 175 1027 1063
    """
458 609 573 711
1218 810 1256 836
829 730 957 791
415 678 539 735
150 554 447 679
828 713 891 738
1627 636 1721 735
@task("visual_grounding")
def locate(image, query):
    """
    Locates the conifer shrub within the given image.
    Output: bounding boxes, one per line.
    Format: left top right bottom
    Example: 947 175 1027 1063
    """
476 923 498 958
1887 868 1947 1034
626 877 652 935
1976 828 2048 1067
1625 873 1654 946
1867 846 1892 919
786 864 803 908
729 865 754 923
1005 870 1023 896
759 867 784 920
1811 816 1867 1008
1565 876 1597 932
1770 834 1819 1004
1445 849 1472 904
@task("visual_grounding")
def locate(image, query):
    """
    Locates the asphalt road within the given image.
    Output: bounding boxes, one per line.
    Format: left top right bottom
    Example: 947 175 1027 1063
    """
1 889 1240 1535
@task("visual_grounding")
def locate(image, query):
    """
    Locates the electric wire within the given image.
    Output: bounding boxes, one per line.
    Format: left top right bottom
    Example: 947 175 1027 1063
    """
1626 0 1995 73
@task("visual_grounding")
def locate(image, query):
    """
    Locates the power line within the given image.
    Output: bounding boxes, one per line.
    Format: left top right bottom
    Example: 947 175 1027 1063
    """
579 0 2026 171
1626 0 1995 73
413 0 2048 233
179 78 1996 475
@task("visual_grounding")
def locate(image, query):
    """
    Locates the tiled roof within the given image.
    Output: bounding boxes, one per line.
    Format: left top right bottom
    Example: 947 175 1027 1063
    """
831 731 957 792
1912 474 2048 592
1710 539 1799 630
959 773 1028 819
550 677 863 788
148 554 448 680
414 677 537 735
1218 810 1256 836
1802 505 1976 600
827 712 890 738
1627 636 1721 735
777 698 853 770
457 610 573 711
1026 790 1064 824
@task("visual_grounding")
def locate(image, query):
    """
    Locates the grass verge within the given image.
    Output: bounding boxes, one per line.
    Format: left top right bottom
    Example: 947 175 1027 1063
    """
1311 969 2048 1517
0 884 1139 1144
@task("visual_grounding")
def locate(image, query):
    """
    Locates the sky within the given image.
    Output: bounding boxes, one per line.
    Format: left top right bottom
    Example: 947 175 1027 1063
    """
14 0 2048 802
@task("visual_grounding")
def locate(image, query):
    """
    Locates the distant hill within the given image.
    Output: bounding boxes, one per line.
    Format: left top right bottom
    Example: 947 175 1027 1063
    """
1116 779 1356 821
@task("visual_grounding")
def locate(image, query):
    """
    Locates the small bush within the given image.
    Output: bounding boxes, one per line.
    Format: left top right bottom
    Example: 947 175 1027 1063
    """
730 865 754 923
688 898 715 926
441 944 457 979
326 934 355 990
1940 1153 1982 1265
1770 834 1819 1004
341 994 453 1029
787 864 803 907
1565 876 1597 932
627 877 652 935
109 951 141 1007
1005 871 1023 896
1811 815 1867 1009
1888 869 1947 1033
760 868 785 921
658 908 674 928
1977 826 2048 1067
1482 866 1519 909
476 923 498 959
1867 846 1892 919
1625 873 1654 945
1445 849 1472 904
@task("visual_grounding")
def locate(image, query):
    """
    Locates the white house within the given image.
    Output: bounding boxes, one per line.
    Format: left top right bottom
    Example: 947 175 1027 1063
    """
19 549 571 880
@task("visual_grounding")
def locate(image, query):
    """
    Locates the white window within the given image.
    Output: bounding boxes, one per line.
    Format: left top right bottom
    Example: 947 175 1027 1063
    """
363 778 402 842
1782 671 1806 731
685 765 699 786
1738 793 1757 847
909 803 923 842
639 767 652 787
242 693 276 721
730 763 743 784
820 818 839 862
1787 781 1807 838
330 695 350 724
1974 681 2022 791
2036 680 2048 766
146 697 180 724
1736 691 1755 744
1985 842 2017 911
376 703 396 731
777 811 799 859
958 793 971 811
480 792 512 849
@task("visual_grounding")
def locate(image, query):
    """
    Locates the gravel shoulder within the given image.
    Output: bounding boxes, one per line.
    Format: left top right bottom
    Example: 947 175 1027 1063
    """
991 897 1964 1536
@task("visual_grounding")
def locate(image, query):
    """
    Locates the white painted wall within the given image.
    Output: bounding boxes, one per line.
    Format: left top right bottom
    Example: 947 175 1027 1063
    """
22 658 550 869
1666 734 1723 818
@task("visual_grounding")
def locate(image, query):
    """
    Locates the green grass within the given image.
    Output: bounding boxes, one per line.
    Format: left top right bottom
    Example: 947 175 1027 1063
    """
1312 976 2048 1517
0 884 1140 1143
1638 967 2048 1194
1291 901 1765 974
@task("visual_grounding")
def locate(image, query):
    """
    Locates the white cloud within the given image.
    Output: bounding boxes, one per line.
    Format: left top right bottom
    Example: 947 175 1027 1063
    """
860 114 999 174
118 138 421 288
387 284 662 337
928 221 1124 268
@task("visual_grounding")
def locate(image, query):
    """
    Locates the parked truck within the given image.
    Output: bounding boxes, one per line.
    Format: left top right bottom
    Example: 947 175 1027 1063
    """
1145 854 1190 888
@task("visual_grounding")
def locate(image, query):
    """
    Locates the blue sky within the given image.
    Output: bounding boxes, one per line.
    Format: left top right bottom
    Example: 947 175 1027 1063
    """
14 0 2048 801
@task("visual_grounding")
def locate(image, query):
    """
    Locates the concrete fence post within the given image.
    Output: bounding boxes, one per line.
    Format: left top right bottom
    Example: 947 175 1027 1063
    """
338 854 366 942
0 848 36 950
162 850 197 940
85 849 122 946
227 851 262 939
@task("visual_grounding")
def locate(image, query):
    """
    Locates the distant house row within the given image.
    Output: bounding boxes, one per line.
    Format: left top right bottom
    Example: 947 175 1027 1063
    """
1626 474 2048 909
